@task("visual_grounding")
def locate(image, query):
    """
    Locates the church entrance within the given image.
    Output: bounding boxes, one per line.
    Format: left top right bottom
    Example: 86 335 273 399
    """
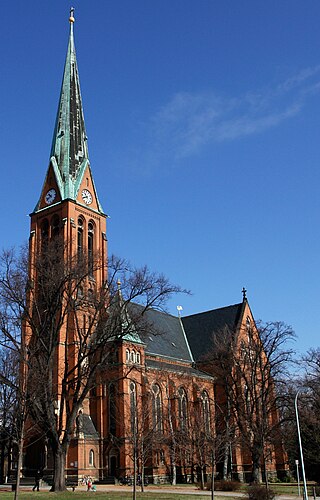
110 456 117 476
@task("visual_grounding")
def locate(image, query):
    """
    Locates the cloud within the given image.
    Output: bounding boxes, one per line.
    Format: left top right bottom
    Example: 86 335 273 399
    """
147 65 320 160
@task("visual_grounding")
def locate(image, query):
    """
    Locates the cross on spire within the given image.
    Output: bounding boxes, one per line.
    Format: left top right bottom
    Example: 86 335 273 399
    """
242 287 247 301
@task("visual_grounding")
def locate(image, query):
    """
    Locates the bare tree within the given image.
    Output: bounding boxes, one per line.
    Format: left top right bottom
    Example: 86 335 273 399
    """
0 242 186 491
0 349 19 483
292 348 320 481
204 321 295 483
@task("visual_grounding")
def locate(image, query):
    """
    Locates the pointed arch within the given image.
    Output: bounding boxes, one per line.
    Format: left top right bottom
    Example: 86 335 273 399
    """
178 387 188 431
77 216 84 259
109 383 117 435
201 390 211 435
129 381 137 434
51 214 60 238
88 220 95 276
40 219 49 249
152 383 162 433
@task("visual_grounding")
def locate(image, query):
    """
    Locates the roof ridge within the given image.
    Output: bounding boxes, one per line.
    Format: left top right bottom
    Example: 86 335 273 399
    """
183 302 242 319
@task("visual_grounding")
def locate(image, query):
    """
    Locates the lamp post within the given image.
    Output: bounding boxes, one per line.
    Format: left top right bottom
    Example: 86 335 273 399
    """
295 391 308 500
295 459 301 497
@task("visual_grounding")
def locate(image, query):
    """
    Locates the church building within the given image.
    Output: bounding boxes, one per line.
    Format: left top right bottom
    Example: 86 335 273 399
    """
21 11 287 485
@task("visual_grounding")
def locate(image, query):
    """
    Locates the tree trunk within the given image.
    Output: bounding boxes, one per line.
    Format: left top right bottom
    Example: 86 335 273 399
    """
51 447 67 491
140 466 144 493
222 441 229 480
170 448 177 485
211 450 215 500
133 442 137 500
252 446 262 483
200 467 205 490
14 431 24 500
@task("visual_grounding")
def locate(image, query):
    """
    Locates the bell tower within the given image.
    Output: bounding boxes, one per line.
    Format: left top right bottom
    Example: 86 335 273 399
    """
29 9 107 288
23 9 107 480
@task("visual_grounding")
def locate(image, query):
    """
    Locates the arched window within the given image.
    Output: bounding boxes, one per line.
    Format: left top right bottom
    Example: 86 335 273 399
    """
130 350 135 363
126 349 130 363
130 381 136 434
89 449 94 466
88 221 94 277
51 214 60 238
246 316 252 341
201 391 210 435
41 219 49 248
77 217 84 258
244 384 251 412
109 384 117 435
152 384 162 433
136 352 141 364
88 287 94 302
178 387 188 431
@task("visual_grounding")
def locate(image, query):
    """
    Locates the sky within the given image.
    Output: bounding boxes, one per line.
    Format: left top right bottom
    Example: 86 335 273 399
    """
1 1 319 356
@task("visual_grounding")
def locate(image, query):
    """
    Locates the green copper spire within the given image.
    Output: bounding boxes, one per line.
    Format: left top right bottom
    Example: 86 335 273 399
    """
50 9 89 198
34 9 103 213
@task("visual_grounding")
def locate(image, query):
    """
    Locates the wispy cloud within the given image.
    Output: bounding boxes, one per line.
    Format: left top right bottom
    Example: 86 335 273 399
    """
146 65 320 160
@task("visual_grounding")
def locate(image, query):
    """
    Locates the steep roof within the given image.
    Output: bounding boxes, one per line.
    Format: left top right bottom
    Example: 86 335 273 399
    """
182 302 244 362
142 308 194 363
82 413 99 438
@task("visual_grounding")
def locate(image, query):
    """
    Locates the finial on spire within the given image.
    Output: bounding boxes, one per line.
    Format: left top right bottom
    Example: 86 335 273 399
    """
242 287 247 301
69 7 75 23
117 279 122 291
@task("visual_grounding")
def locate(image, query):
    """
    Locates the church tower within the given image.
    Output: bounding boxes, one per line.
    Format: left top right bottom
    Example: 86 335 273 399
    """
24 10 107 480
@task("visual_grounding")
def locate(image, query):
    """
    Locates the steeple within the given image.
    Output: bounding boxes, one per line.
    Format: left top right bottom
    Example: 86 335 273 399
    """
34 9 103 213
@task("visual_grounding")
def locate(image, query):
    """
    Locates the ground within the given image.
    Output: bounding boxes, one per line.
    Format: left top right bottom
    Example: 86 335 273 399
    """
0 483 312 499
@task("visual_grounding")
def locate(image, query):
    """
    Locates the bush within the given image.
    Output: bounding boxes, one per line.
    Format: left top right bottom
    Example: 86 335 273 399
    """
268 476 281 483
213 480 242 491
247 484 275 500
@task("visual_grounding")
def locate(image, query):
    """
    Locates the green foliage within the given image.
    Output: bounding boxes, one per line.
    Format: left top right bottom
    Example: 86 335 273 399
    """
247 484 276 500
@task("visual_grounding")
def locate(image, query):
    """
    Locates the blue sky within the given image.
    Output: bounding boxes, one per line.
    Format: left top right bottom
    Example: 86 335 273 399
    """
1 1 319 355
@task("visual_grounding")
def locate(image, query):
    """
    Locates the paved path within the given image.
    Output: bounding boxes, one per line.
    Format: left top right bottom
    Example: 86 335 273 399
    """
0 482 303 499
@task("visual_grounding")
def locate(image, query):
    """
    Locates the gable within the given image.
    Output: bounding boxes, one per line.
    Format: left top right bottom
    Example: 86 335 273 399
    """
182 303 244 362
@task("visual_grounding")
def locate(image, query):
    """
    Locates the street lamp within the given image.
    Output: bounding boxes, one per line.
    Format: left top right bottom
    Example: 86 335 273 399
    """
295 459 300 497
295 391 308 500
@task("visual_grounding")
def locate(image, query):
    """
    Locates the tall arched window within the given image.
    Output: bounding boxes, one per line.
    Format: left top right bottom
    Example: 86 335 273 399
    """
109 384 117 435
201 391 210 435
152 384 162 433
89 449 94 466
130 381 136 434
41 219 49 249
178 387 188 431
246 316 252 342
77 217 84 259
88 221 94 276
51 214 60 238
130 350 136 363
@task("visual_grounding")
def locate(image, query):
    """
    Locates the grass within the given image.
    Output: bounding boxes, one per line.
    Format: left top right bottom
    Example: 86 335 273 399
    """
0 492 232 500
2 481 315 498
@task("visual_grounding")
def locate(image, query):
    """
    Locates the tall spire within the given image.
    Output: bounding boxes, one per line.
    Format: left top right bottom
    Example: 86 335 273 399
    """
50 8 89 198
33 9 104 214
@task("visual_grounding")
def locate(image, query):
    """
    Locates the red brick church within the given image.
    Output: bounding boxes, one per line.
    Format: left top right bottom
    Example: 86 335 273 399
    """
20 12 287 485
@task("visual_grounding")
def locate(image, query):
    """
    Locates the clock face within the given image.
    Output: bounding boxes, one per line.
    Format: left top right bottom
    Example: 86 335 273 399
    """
45 188 56 205
81 189 93 205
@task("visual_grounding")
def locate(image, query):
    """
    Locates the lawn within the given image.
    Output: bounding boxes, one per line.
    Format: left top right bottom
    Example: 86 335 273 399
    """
0 492 231 500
